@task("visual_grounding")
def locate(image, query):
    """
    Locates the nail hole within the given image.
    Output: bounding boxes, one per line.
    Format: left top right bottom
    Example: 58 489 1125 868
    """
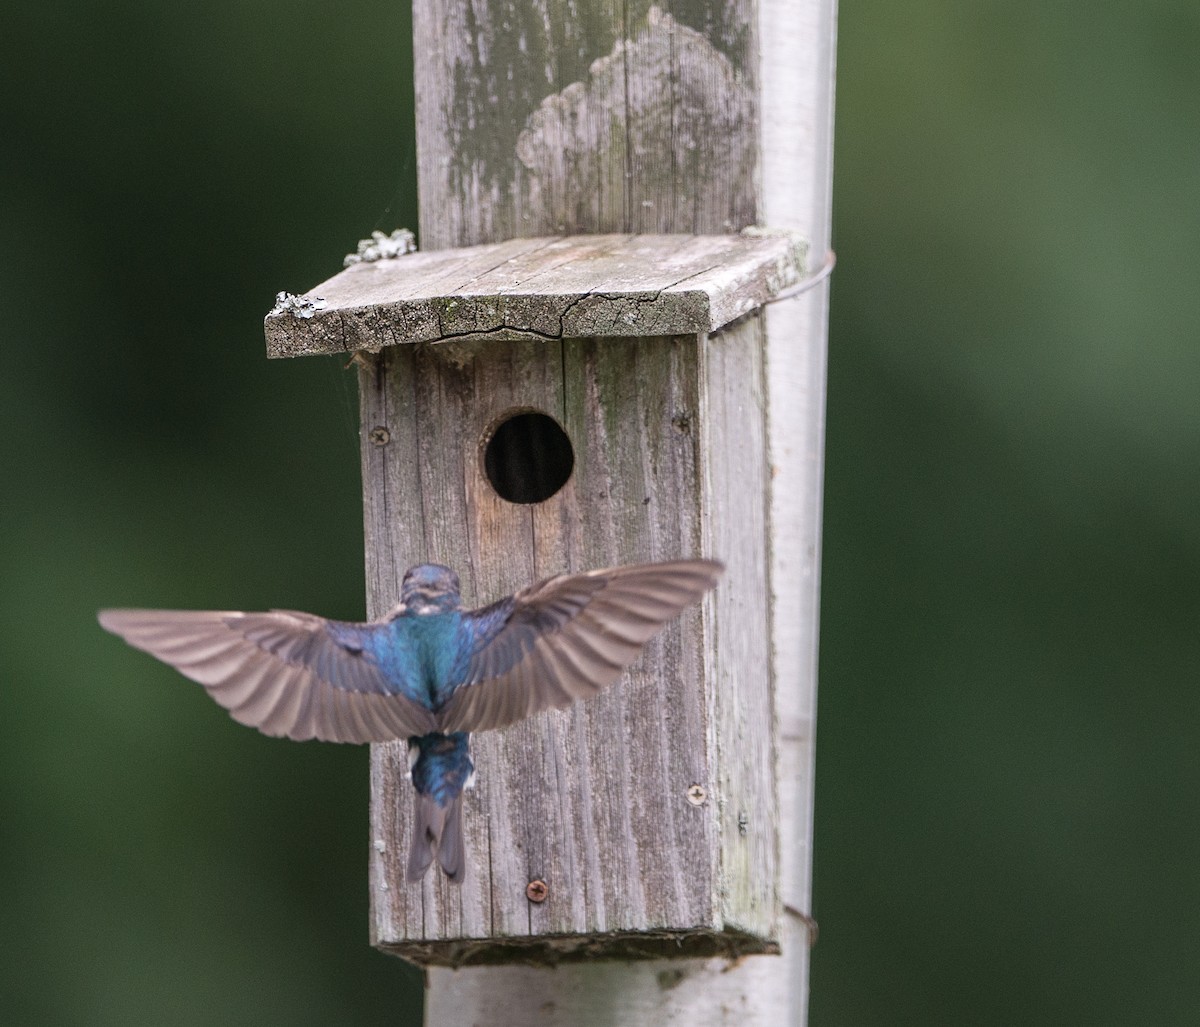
483 410 574 504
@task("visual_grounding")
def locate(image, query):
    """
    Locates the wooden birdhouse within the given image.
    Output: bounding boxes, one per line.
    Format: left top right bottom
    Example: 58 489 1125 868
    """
264 230 805 965
259 2 834 1018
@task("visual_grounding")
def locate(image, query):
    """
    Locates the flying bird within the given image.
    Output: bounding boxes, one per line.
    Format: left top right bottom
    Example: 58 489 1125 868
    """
98 558 722 883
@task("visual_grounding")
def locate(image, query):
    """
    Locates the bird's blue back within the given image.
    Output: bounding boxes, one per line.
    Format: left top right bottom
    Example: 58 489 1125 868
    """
361 612 471 711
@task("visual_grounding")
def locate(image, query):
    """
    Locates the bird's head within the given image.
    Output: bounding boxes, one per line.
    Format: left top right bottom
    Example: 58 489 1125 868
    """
400 564 462 614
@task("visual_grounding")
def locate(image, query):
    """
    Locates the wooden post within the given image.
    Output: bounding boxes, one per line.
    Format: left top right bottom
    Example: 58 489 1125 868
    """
265 0 835 1022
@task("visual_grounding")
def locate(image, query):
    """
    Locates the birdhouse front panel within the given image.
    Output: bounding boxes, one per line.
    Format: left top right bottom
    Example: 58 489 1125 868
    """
360 318 775 965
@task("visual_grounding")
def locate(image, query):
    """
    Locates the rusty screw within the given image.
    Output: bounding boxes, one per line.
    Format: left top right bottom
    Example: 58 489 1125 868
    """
368 426 391 446
686 784 707 806
526 879 549 903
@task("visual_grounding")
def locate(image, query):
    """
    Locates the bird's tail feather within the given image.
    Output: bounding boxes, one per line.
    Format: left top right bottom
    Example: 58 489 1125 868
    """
436 794 465 882
407 793 465 883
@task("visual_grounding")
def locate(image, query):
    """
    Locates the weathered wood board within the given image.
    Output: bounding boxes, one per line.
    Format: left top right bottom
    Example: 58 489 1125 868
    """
357 317 774 965
412 4 759 249
264 232 804 358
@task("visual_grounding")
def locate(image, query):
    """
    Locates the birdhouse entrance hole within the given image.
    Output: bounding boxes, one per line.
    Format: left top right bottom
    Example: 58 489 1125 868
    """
482 410 574 504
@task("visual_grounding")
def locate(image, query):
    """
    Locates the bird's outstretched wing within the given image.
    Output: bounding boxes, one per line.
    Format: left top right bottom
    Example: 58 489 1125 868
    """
97 609 436 742
437 559 723 734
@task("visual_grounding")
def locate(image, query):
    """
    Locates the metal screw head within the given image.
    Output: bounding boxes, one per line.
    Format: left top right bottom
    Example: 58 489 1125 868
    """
368 426 391 446
526 879 549 903
686 784 707 806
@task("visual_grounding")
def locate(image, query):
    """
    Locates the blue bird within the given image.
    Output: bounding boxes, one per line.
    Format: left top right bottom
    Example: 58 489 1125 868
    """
98 559 722 883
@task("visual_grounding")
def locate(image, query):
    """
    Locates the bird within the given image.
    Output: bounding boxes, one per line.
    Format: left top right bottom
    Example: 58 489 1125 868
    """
98 558 723 884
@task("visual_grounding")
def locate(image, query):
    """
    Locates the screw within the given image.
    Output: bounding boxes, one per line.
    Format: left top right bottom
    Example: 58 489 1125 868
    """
686 784 707 806
368 426 391 446
526 879 549 903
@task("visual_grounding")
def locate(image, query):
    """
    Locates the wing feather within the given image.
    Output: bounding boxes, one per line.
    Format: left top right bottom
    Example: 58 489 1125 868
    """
98 608 436 742
438 559 722 733
209 652 279 709
255 665 309 738
227 660 294 728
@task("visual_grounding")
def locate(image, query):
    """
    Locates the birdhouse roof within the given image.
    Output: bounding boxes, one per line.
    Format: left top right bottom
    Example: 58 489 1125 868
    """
264 231 808 358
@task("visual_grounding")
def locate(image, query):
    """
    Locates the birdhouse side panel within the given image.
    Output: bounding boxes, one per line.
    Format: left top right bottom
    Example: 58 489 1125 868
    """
698 314 778 941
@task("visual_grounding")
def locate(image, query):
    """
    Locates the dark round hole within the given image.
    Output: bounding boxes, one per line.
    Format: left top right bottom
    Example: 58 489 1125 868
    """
483 411 574 504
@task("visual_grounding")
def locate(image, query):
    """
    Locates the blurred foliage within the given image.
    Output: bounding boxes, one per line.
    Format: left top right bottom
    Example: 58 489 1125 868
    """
2 2 422 1024
2 1 1197 1024
814 2 1200 1024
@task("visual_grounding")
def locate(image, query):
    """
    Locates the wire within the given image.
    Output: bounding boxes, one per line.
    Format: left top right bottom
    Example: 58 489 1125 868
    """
764 249 837 306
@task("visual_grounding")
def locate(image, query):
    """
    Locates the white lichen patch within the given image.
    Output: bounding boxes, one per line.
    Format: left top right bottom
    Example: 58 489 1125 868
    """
269 292 328 319
344 228 418 267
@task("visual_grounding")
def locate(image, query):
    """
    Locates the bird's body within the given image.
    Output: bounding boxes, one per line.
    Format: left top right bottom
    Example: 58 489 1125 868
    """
359 565 478 880
99 558 722 883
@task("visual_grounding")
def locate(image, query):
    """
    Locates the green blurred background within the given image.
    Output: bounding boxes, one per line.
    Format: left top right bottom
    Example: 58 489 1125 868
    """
3 2 1197 1024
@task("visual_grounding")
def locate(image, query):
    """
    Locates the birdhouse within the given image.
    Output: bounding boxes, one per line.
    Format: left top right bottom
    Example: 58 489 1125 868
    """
264 229 807 966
